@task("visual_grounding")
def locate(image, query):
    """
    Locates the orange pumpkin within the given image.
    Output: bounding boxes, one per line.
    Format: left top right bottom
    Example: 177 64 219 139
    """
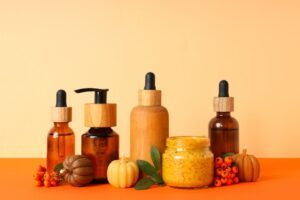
61 155 94 187
234 149 260 182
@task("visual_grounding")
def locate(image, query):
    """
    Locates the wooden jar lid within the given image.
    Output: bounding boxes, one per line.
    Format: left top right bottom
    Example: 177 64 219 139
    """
84 103 116 127
52 107 72 122
213 97 234 112
138 90 161 106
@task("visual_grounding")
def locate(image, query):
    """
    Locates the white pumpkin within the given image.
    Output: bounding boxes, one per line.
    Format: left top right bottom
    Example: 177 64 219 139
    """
107 153 139 188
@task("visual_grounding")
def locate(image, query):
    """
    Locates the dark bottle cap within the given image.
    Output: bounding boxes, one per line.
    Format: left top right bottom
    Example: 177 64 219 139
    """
218 80 229 97
214 80 234 112
52 89 72 122
74 88 109 104
56 89 67 107
144 72 156 90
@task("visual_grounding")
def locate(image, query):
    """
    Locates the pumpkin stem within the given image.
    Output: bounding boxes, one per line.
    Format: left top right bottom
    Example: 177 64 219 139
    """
242 148 247 155
120 152 126 161
60 168 69 176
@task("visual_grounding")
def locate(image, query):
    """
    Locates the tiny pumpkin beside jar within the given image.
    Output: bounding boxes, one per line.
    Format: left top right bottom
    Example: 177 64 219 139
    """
107 154 139 188
61 155 94 187
233 149 260 182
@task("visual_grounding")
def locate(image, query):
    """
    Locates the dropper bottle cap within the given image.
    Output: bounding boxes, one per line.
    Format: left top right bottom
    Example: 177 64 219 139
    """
52 90 72 122
138 72 162 106
75 88 116 128
213 80 234 112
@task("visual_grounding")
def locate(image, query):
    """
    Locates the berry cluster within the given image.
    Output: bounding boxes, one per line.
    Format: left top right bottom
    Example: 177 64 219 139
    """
34 165 61 187
214 156 239 187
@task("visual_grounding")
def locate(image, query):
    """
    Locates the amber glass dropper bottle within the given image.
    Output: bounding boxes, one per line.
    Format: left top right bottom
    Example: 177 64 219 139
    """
47 90 75 172
209 80 239 157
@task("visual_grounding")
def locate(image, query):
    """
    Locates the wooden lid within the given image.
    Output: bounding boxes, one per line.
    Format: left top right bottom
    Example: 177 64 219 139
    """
84 103 116 127
166 136 210 148
214 97 234 112
52 107 72 122
138 90 161 106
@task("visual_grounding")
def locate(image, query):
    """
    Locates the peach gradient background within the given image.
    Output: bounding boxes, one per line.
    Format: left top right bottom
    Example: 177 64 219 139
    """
0 0 299 158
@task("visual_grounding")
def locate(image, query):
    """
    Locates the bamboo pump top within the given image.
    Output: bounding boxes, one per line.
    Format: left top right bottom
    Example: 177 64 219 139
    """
75 88 116 128
52 90 72 122
214 80 234 112
139 72 162 106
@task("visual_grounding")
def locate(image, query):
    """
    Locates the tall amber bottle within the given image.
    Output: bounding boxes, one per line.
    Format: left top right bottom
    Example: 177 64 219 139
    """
209 80 239 157
75 88 119 182
130 72 169 165
47 90 75 172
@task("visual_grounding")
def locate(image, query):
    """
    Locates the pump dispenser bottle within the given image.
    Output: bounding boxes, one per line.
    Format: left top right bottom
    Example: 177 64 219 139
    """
47 90 75 172
209 80 239 157
75 88 119 182
130 72 169 166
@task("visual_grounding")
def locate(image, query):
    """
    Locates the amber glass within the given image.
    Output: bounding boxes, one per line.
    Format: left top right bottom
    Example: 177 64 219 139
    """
47 122 75 172
209 112 239 157
82 127 119 182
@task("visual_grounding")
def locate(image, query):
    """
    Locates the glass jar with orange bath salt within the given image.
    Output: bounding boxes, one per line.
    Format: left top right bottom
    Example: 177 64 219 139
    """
162 136 214 188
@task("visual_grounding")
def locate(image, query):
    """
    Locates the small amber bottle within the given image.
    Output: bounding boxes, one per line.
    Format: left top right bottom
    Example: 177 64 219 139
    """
75 88 119 182
47 90 75 172
209 80 239 157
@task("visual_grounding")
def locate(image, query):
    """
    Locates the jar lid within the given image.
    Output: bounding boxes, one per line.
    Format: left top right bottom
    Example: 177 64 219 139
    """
166 136 210 149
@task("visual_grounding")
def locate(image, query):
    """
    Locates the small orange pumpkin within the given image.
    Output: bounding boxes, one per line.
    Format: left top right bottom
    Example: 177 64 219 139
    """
61 155 94 187
234 149 260 182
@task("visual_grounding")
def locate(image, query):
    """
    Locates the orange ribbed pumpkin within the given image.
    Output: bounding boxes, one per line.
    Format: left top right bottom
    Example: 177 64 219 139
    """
234 149 260 182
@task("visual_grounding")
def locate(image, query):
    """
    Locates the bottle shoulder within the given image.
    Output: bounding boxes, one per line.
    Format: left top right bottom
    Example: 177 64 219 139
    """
48 124 74 135
131 105 169 115
209 115 239 129
82 128 119 138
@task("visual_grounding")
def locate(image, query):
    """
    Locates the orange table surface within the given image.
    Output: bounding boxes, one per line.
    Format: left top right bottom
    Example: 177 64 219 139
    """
1 158 299 200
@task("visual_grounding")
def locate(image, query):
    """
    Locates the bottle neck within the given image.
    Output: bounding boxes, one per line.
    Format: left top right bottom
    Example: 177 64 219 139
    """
88 127 113 135
53 122 69 127
216 112 231 117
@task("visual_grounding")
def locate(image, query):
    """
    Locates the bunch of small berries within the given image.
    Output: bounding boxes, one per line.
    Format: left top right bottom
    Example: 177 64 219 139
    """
34 165 61 187
214 156 239 187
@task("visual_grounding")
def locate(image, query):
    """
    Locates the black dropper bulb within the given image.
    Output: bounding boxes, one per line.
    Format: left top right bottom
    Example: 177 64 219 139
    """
218 80 229 97
144 72 156 90
56 89 67 107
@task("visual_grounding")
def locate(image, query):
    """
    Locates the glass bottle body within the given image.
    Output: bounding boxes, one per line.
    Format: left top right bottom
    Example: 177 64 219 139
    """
209 112 239 157
82 127 119 182
47 122 75 172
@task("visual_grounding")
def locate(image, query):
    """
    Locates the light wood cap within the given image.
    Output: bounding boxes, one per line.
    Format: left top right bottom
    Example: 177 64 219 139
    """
138 90 161 106
84 103 116 127
52 107 72 122
214 97 234 112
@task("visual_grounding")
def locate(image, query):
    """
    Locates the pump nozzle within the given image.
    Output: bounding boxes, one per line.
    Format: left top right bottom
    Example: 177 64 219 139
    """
218 80 229 97
144 72 156 90
75 88 109 104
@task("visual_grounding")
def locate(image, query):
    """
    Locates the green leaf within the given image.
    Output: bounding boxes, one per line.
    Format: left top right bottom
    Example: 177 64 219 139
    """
137 160 157 176
222 152 235 158
150 145 161 171
134 177 155 190
136 160 164 184
54 163 64 173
